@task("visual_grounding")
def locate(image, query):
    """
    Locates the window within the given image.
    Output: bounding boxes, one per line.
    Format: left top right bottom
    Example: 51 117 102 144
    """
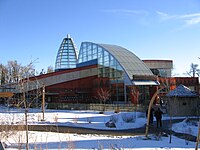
182 102 187 106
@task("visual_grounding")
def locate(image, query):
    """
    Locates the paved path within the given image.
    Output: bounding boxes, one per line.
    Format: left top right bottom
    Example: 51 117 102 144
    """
147 119 198 142
0 118 198 142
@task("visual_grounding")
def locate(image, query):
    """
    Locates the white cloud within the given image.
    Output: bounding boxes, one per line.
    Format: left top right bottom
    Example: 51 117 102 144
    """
181 13 200 18
156 11 176 20
105 9 200 27
103 9 150 26
156 11 200 26
181 13 200 25
185 17 200 25
104 9 149 16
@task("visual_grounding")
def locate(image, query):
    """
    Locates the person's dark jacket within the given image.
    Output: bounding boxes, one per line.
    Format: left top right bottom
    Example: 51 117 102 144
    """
154 108 163 119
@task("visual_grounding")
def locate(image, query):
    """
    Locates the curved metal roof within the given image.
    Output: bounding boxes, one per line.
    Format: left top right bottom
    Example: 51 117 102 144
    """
98 43 154 80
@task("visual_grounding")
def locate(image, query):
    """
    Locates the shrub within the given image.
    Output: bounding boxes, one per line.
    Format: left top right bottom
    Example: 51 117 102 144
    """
110 115 118 123
121 113 135 123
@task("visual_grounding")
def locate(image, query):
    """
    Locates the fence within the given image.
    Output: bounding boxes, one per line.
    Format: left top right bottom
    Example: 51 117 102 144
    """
47 103 147 112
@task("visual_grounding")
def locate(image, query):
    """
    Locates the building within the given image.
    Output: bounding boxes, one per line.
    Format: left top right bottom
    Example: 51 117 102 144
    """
12 35 159 106
165 84 200 116
143 60 199 100
10 35 199 109
77 42 159 104
143 60 173 77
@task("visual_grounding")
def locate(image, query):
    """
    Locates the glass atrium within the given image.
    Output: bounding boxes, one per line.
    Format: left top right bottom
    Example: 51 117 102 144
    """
55 35 78 71
77 42 155 103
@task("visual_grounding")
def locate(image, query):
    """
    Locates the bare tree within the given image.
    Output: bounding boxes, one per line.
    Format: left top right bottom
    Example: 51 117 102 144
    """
47 66 54 73
1 59 40 150
15 60 40 150
0 64 9 85
97 88 110 112
0 64 6 85
7 60 23 83
186 63 200 77
0 60 36 85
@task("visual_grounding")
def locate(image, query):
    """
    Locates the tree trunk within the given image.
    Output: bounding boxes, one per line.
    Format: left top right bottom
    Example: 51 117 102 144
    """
23 91 29 150
145 90 159 138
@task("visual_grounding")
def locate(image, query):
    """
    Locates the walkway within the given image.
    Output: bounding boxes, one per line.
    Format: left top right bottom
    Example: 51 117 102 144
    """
0 118 198 142
148 119 197 142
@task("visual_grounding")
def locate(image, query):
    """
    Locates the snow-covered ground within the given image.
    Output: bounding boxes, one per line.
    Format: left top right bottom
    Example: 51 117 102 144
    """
0 105 199 150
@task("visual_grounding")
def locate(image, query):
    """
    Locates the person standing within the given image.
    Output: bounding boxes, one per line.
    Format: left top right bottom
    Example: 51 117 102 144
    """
154 107 163 128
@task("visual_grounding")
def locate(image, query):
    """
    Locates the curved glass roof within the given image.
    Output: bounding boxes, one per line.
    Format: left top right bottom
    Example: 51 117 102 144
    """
98 44 154 78
78 42 154 85
55 34 78 71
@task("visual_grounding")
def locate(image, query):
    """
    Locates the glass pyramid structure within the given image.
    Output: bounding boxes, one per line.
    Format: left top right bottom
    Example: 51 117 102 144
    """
55 34 78 71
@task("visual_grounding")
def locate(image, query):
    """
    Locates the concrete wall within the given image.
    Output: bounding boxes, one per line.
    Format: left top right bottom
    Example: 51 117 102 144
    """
47 103 147 112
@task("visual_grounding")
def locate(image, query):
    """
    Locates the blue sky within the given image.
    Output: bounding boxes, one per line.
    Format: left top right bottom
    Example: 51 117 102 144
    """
0 0 200 76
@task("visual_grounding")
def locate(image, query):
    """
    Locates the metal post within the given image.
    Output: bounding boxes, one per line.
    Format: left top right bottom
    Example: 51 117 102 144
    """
124 84 127 103
195 118 200 150
42 84 45 121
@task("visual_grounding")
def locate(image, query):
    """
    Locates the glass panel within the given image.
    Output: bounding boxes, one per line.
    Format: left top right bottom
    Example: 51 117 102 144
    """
92 53 97 59
88 49 91 55
104 61 109 67
88 44 92 50
98 47 102 55
92 44 97 54
88 55 92 60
